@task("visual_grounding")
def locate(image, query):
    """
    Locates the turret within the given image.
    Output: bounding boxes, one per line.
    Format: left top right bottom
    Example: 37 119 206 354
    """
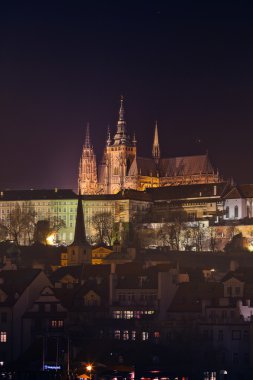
152 121 160 165
78 123 98 194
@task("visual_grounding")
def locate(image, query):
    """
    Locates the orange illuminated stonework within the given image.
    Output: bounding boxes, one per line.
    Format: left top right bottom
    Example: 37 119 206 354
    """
78 98 220 195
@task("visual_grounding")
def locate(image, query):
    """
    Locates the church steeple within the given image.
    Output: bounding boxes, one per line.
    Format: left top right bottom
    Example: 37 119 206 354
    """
67 196 92 265
73 196 87 245
152 121 160 164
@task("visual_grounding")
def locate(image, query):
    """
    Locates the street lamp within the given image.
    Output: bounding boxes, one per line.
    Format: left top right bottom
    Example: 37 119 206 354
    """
86 364 93 380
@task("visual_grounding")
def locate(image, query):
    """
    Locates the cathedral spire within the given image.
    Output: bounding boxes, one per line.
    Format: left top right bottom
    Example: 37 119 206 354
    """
119 95 125 122
114 95 128 145
84 123 91 148
152 121 160 164
107 125 112 146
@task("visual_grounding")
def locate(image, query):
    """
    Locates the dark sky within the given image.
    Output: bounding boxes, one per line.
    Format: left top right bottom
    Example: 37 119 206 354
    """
1 1 253 190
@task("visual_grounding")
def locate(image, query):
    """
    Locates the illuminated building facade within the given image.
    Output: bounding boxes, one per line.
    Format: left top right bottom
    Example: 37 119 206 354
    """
0 189 78 245
78 97 220 195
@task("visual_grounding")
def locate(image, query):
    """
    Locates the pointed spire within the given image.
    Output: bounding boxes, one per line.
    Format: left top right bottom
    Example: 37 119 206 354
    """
152 121 160 163
132 131 137 146
119 95 125 121
113 95 129 145
84 123 91 148
73 196 88 245
107 125 112 146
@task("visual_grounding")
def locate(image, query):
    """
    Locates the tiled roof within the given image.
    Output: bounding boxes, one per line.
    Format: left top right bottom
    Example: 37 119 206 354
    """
146 182 229 201
51 264 111 283
168 282 223 313
0 269 42 306
223 184 253 199
159 154 214 177
0 189 77 201
82 189 152 202
128 157 158 177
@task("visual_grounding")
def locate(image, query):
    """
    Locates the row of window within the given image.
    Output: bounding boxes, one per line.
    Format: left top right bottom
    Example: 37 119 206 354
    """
113 310 155 319
203 329 248 341
114 330 160 341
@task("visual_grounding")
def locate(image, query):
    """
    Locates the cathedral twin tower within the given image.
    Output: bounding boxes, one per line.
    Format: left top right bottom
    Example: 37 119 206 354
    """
78 97 219 195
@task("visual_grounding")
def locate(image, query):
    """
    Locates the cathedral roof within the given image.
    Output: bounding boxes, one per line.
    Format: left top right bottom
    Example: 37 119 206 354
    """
128 157 157 176
159 154 214 177
128 154 216 178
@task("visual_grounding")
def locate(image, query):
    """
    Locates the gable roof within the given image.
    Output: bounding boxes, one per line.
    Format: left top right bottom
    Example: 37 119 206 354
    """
0 269 42 306
223 184 253 199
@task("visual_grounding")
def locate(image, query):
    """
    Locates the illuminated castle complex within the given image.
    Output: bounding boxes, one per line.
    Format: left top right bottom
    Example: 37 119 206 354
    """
78 97 220 195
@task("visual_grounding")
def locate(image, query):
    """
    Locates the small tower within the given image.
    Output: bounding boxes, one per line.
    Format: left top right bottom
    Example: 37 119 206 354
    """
67 196 91 265
152 121 160 165
78 123 98 194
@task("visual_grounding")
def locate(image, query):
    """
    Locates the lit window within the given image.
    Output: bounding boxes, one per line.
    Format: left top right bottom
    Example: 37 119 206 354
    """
142 331 149 341
113 311 122 319
51 320 57 328
114 330 120 340
124 311 133 319
0 332 7 343
122 330 129 340
131 331 136 341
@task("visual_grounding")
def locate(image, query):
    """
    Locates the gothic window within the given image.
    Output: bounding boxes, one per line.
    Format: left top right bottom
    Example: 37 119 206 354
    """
225 206 230 218
114 167 119 175
234 205 238 218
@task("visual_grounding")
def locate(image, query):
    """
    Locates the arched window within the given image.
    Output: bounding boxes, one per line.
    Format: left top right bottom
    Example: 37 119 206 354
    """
234 205 238 218
225 206 230 218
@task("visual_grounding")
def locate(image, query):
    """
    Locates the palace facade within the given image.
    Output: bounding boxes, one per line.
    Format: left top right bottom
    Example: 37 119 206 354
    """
78 97 220 195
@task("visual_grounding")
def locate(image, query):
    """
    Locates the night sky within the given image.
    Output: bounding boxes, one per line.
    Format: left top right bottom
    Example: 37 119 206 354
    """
1 1 253 190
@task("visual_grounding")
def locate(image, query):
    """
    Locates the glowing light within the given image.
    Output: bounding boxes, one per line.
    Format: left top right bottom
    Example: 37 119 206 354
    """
248 244 253 252
86 365 92 372
46 234 55 245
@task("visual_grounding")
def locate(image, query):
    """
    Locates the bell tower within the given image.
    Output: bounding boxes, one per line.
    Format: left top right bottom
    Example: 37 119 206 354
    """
78 123 98 194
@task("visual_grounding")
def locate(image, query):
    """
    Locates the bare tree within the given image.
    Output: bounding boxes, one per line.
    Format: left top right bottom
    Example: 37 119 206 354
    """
0 202 37 245
191 223 207 252
209 228 218 253
0 224 8 242
34 216 66 245
158 218 184 250
91 212 117 245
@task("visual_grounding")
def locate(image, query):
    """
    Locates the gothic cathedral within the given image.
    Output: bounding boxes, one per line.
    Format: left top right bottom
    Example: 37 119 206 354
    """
78 97 220 195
